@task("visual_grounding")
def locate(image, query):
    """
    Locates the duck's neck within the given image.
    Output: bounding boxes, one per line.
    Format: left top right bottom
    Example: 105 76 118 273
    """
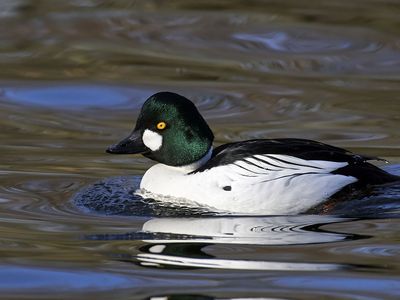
166 147 213 174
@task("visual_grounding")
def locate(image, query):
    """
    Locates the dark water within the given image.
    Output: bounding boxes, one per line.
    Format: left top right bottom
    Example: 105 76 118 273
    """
1 1 400 299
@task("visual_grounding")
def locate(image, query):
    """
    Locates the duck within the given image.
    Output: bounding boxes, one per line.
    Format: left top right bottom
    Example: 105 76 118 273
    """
106 92 399 214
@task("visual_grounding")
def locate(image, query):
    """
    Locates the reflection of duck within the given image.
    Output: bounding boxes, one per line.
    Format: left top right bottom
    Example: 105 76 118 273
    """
141 215 361 245
137 244 340 271
132 216 365 271
107 92 398 214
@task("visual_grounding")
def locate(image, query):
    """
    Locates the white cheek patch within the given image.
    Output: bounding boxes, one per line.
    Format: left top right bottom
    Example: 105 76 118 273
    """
142 129 163 151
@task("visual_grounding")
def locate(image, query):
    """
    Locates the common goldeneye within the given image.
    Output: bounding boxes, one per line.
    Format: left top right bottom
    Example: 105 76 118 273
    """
106 92 398 214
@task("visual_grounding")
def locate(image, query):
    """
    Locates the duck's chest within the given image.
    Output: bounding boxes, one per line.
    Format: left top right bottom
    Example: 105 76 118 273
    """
139 164 227 202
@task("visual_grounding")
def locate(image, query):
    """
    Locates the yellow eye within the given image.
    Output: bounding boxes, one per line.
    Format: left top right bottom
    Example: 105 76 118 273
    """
156 121 167 130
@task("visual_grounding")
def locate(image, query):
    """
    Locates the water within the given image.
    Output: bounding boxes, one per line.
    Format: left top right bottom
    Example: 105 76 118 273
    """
1 1 400 299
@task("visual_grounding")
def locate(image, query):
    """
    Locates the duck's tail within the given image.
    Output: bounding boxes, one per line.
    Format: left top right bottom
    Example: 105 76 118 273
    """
333 162 400 186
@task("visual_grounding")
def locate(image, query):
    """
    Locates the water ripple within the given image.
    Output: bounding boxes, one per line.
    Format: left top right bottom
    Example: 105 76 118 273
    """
2 9 400 80
1 83 151 110
232 28 381 54
330 244 400 258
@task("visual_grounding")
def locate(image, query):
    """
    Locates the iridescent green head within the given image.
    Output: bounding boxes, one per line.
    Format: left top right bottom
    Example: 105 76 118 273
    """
107 92 214 166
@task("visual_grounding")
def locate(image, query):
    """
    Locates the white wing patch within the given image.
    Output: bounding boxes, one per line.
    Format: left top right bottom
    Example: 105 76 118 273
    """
198 154 357 214
229 154 349 183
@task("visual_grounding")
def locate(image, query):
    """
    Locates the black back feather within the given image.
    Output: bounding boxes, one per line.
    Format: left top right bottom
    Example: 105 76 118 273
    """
194 138 399 185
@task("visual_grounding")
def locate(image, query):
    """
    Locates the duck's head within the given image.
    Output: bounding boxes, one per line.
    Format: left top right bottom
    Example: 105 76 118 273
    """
106 92 214 166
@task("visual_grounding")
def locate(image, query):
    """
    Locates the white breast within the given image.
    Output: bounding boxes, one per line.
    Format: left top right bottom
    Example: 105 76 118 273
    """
138 154 357 215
